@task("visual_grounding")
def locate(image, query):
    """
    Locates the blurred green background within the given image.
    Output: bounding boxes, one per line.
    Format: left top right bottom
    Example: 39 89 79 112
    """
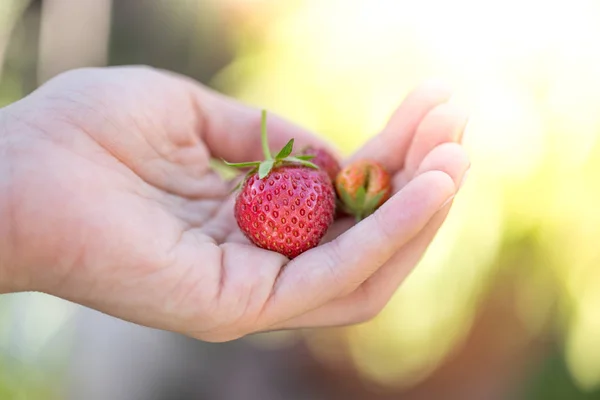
3 0 600 399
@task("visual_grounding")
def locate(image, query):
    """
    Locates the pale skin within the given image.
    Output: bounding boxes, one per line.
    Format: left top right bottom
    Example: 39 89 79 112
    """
0 66 469 342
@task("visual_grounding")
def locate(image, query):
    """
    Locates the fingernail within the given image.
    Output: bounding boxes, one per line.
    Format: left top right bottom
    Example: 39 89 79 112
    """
438 167 468 211
456 118 467 143
458 167 470 190
439 195 455 211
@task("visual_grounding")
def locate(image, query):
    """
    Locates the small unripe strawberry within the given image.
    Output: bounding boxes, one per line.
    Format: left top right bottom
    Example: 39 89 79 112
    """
335 160 392 221
300 146 341 182
225 110 336 259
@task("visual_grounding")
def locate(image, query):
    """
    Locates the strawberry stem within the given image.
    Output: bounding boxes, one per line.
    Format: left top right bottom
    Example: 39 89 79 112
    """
223 109 322 188
261 109 273 160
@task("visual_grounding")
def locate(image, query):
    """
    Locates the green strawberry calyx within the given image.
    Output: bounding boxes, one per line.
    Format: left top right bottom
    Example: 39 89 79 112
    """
337 185 387 222
223 110 318 189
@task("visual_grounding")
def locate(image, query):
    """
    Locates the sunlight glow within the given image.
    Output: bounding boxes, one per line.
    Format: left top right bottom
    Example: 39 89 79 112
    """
217 0 600 389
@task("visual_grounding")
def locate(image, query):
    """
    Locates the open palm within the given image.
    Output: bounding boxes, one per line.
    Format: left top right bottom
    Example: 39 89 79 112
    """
2 66 469 341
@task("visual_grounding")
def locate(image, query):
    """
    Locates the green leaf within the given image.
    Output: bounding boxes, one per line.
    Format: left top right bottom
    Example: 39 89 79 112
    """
337 186 356 211
355 186 366 209
261 109 272 160
285 156 305 164
365 190 385 210
210 158 242 181
364 191 385 213
285 157 319 169
222 159 261 168
356 189 367 221
229 180 243 194
258 159 275 179
300 160 319 169
275 139 295 159
294 154 316 161
229 168 257 193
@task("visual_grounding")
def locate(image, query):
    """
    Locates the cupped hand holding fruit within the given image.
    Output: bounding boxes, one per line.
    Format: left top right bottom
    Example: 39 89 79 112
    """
0 66 469 341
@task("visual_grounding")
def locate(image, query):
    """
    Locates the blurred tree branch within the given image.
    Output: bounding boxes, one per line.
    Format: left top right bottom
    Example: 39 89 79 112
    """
0 0 32 77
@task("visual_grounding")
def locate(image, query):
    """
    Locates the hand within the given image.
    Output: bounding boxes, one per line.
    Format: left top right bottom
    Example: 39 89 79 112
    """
0 66 469 341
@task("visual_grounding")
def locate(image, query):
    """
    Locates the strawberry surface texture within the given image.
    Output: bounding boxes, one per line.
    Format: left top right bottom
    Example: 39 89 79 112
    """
234 166 335 259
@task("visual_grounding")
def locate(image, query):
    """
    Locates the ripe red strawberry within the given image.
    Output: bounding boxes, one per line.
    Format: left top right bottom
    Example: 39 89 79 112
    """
225 110 336 259
335 160 392 221
299 146 341 182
